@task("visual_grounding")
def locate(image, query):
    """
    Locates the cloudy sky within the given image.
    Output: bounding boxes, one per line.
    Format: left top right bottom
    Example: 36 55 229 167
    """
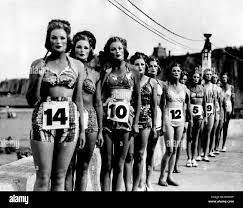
1 0 243 80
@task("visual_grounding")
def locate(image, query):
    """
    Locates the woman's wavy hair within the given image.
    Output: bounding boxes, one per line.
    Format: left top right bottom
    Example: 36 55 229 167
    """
129 52 149 72
146 56 161 75
70 30 96 62
191 71 202 85
44 19 72 53
179 71 189 86
166 62 182 81
103 36 129 63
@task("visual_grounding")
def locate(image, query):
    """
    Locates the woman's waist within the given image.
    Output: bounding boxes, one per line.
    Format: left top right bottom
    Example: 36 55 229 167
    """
166 102 184 109
40 96 73 102
110 88 132 102
42 88 74 99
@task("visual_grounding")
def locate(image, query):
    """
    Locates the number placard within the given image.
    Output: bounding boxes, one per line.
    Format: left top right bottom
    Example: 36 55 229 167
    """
191 104 203 116
107 101 129 123
206 103 214 114
42 101 69 130
169 108 183 122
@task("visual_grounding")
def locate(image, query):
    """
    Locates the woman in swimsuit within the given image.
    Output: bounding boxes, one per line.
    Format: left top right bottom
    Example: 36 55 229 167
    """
214 79 225 154
221 73 235 152
208 73 221 157
173 71 189 173
100 37 141 191
124 52 157 191
26 19 85 191
144 56 162 190
186 71 206 167
65 31 103 191
158 63 191 186
201 69 217 162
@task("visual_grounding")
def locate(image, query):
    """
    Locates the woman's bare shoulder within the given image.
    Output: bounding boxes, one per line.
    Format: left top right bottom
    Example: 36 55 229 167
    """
30 58 44 68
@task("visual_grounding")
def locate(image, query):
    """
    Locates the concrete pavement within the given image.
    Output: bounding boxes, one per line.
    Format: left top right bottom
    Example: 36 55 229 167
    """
151 119 243 191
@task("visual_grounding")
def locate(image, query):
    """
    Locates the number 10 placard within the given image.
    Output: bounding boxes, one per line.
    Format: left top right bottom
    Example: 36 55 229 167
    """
107 101 129 123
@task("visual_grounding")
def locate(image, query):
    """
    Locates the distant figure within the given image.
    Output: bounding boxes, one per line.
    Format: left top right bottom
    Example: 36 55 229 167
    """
16 147 32 160
5 136 17 154
6 106 17 119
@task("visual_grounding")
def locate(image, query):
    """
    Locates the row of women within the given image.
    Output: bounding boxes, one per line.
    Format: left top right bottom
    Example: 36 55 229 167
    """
176 70 234 173
26 19 234 191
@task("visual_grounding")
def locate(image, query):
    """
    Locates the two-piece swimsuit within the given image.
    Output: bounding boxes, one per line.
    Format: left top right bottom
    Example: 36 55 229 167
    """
31 56 79 143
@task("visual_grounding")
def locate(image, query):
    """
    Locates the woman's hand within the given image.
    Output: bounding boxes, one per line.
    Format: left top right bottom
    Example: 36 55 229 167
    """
131 124 139 136
96 131 104 147
204 117 208 126
159 129 163 136
103 97 115 107
78 131 86 149
231 110 235 118
188 119 193 139
152 127 157 139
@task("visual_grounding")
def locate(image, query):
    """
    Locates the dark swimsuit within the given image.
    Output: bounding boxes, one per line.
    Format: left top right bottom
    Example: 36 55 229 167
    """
190 85 204 120
138 78 153 129
102 65 135 133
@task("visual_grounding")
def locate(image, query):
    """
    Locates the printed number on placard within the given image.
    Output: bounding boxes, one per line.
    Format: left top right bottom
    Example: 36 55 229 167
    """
169 108 183 121
191 105 202 116
107 101 129 123
43 101 70 130
206 103 213 114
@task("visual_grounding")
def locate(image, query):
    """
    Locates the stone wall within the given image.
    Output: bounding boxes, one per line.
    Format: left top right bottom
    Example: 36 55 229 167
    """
0 79 29 95
0 139 165 191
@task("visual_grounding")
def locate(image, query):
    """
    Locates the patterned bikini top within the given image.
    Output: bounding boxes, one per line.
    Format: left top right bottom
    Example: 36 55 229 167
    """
190 85 204 98
42 57 78 89
105 66 134 90
141 78 153 106
165 84 186 103
83 66 96 94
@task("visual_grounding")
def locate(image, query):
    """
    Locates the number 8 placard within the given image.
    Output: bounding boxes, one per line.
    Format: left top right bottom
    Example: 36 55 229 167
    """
107 101 129 123
42 101 70 130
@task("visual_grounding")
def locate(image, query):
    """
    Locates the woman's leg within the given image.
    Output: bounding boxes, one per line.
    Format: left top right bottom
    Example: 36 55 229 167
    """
214 119 223 151
158 124 174 185
132 128 151 191
65 149 77 191
191 119 203 165
203 114 214 161
145 130 159 188
112 130 131 191
100 131 113 191
196 120 205 160
175 122 188 171
222 112 231 150
51 140 77 191
124 136 134 191
31 140 54 191
209 117 219 155
75 132 97 191
167 125 184 185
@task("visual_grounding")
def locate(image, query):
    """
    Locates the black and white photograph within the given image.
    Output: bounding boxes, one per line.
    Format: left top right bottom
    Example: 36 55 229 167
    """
0 0 242 205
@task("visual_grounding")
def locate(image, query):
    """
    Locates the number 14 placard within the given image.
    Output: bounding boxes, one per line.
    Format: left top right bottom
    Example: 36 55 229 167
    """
42 101 70 130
